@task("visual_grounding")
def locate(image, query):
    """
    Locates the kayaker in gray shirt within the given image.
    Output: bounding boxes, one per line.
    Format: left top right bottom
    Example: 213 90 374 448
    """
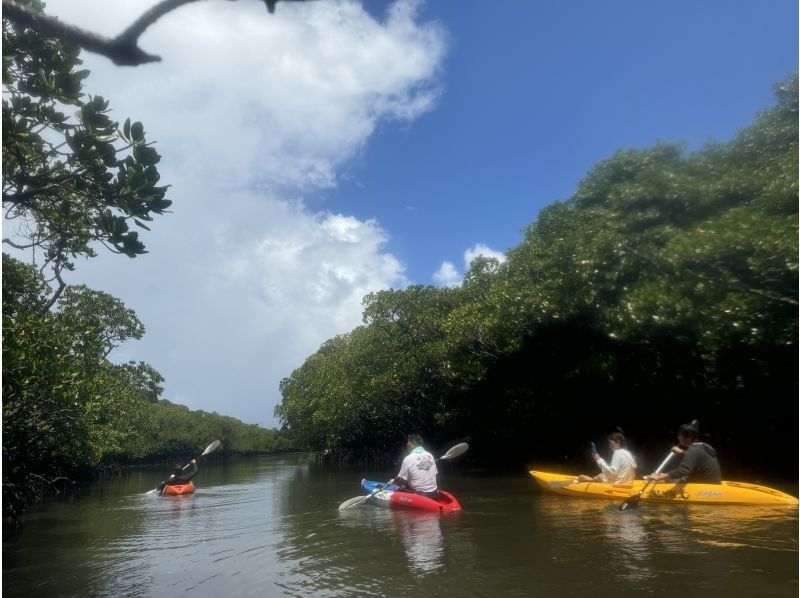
650 422 722 484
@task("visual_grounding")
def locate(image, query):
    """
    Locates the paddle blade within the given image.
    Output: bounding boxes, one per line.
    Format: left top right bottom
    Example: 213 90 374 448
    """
202 440 222 456
338 494 371 510
439 442 469 461
619 493 641 511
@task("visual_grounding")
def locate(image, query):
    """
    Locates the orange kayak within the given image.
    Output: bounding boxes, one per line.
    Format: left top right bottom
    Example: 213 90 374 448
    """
162 482 196 496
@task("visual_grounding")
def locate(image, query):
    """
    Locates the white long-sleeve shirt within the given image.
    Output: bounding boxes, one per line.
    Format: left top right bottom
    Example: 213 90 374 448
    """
596 448 637 483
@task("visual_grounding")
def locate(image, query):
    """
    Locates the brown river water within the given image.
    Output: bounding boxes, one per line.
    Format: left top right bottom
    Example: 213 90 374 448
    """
3 455 797 597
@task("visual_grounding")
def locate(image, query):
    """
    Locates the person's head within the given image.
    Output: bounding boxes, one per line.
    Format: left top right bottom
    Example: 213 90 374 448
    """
406 433 424 449
677 421 700 446
607 431 626 449
173 464 183 475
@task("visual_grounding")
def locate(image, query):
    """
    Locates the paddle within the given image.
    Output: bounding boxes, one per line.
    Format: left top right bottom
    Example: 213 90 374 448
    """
146 440 221 495
337 442 469 510
619 450 674 511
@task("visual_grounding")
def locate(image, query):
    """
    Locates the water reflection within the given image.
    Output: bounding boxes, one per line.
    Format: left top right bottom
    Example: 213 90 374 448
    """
391 511 444 574
532 494 798 593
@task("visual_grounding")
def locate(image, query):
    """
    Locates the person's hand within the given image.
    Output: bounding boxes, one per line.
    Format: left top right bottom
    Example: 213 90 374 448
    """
592 452 600 462
387 478 394 484
670 445 684 455
650 472 668 481
191 459 197 464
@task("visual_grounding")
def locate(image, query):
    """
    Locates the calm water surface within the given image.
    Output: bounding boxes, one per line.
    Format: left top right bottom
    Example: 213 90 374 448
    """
3 455 797 597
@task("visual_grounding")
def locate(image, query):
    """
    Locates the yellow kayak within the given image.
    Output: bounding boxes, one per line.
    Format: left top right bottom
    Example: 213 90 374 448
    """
529 470 798 506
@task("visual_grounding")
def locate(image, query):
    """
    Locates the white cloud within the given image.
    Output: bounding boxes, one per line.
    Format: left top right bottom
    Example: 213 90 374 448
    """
33 0 447 426
46 0 446 191
432 243 506 287
433 261 460 287
464 243 506 267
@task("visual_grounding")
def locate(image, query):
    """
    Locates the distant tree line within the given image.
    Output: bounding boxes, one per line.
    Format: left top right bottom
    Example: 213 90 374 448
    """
3 254 293 520
277 76 798 478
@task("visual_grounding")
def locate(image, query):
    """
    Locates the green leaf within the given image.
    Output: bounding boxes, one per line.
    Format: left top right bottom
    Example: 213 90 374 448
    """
130 121 144 142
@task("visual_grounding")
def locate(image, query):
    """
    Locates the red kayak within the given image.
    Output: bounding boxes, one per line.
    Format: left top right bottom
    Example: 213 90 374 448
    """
361 480 461 513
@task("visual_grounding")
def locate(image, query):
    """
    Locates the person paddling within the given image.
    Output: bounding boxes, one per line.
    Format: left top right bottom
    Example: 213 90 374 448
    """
388 434 439 499
649 421 722 484
578 431 637 483
158 459 198 495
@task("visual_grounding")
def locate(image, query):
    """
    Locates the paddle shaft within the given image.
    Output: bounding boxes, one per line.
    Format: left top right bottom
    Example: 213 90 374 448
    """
640 452 674 490
620 451 675 510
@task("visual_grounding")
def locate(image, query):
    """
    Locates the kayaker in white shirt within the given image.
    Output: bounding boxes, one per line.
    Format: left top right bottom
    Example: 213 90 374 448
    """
388 434 439 498
578 432 637 484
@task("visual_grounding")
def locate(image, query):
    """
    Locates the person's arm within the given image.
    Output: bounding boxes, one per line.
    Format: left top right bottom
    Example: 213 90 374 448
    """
389 457 411 487
651 446 685 481
595 451 621 480
665 446 695 482
179 460 198 482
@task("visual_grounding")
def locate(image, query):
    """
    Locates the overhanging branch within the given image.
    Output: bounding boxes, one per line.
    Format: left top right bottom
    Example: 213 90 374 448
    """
2 0 297 67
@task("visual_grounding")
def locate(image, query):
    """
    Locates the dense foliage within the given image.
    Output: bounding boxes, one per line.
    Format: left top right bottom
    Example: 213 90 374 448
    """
278 77 798 476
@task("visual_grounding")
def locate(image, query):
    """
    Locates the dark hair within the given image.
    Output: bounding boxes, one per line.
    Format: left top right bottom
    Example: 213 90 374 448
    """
407 433 424 446
677 420 700 441
608 432 626 447
173 464 183 474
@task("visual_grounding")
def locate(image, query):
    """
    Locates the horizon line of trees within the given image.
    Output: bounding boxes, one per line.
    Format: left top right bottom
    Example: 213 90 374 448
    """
277 75 798 479
3 253 294 520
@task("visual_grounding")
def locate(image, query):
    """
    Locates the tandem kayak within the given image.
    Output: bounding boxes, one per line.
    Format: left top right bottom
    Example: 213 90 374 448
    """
529 470 798 506
361 480 462 513
162 482 196 496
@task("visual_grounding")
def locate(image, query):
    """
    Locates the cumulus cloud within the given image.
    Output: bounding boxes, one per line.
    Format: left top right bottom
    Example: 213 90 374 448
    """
35 0 447 425
465 243 506 266
433 261 460 287
46 0 446 191
432 243 506 287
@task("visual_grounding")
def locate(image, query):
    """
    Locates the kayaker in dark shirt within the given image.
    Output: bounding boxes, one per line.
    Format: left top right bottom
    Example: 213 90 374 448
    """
650 422 722 484
158 459 198 495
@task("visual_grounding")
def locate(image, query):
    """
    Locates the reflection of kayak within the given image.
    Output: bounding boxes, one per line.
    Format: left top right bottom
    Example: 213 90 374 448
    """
529 470 798 506
162 482 196 496
361 480 462 513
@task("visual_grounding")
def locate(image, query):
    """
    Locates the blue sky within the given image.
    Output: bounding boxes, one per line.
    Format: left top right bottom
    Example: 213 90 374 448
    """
27 1 799 426
325 0 797 284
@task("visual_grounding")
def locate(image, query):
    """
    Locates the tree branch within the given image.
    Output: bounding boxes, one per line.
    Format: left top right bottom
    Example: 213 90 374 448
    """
2 0 304 67
41 266 67 313
3 0 161 66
